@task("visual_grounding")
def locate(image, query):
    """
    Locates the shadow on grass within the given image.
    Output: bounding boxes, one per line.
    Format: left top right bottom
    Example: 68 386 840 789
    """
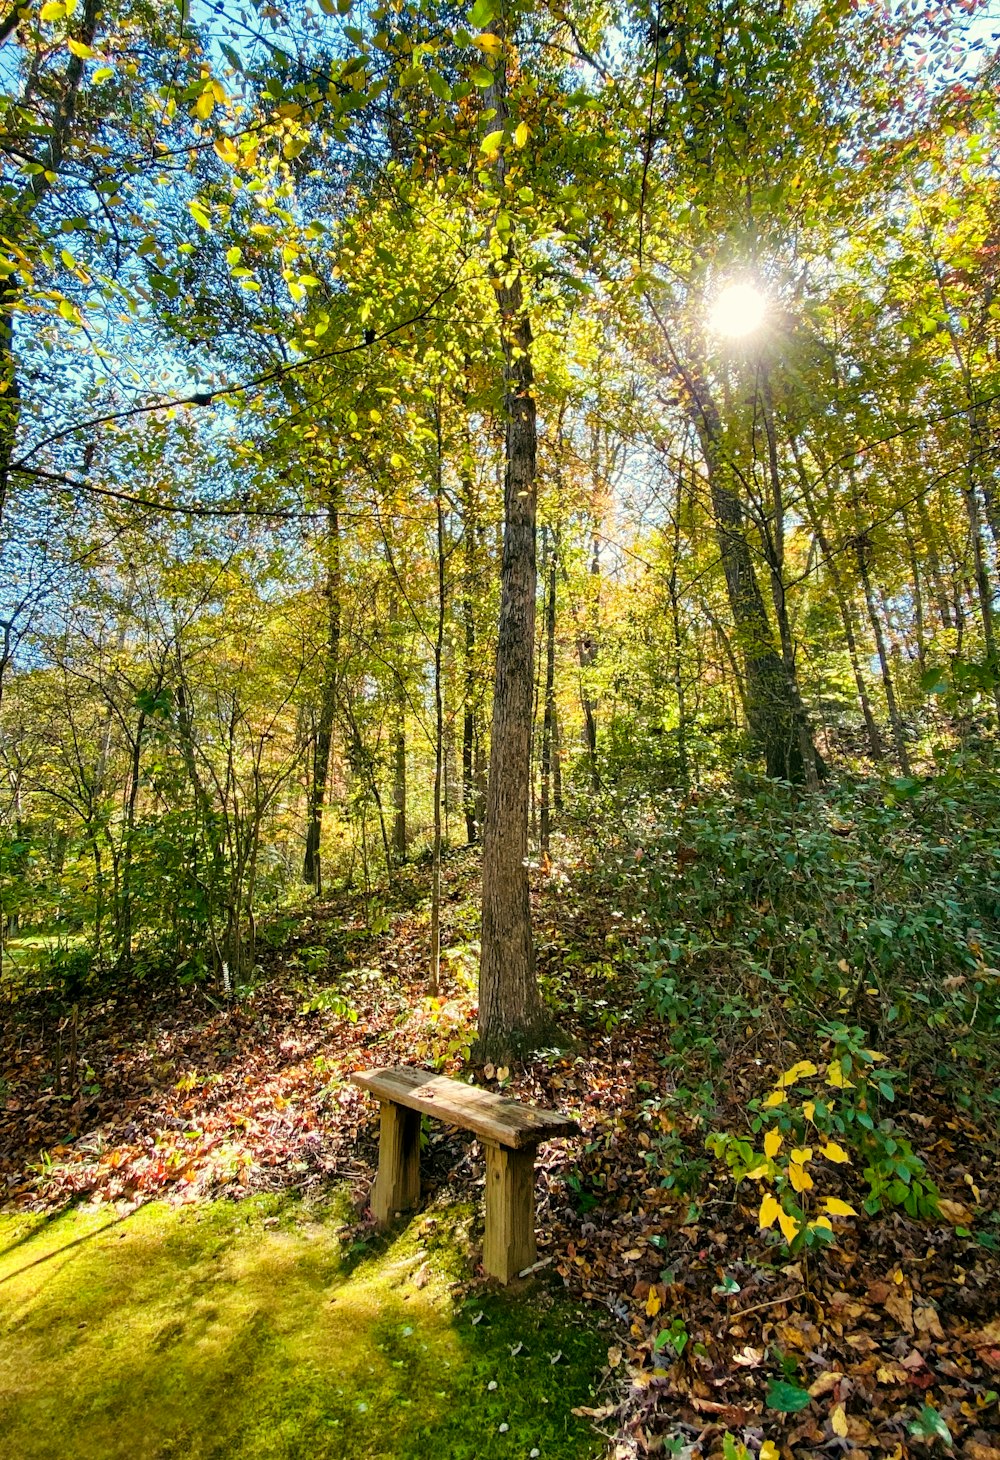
0 1194 608 1460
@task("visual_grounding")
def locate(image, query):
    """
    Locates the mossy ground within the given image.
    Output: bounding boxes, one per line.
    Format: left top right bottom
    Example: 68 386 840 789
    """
0 1192 608 1460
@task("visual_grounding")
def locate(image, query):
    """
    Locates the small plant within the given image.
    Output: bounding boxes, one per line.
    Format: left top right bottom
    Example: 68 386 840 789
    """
707 1029 939 1252
653 1316 688 1358
299 986 358 1022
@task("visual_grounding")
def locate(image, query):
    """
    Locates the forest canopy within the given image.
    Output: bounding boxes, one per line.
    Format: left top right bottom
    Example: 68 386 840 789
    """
1 0 998 1050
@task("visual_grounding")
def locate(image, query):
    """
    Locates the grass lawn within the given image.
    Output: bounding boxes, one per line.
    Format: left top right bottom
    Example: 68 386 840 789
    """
0 1193 608 1460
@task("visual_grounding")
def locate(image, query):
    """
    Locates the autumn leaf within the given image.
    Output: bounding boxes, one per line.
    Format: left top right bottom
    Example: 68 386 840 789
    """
820 1141 850 1163
823 1197 857 1217
764 1129 782 1159
759 1193 781 1229
778 1208 800 1242
831 1404 848 1437
788 1162 813 1193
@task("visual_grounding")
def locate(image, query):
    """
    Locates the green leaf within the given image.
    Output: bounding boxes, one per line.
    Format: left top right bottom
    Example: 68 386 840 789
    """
908 1404 952 1448
765 1380 811 1413
468 0 495 26
188 199 211 230
471 65 494 88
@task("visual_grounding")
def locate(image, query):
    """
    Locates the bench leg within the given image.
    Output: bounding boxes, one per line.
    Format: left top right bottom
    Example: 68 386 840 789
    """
370 1100 421 1227
483 1143 537 1284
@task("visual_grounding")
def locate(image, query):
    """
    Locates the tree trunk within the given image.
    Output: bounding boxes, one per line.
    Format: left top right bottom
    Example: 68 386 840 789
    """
478 18 550 1059
430 402 446 996
303 494 341 893
690 373 812 781
539 526 558 853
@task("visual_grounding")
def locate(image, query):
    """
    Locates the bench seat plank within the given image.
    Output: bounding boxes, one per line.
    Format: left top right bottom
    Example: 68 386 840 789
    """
351 1066 578 1150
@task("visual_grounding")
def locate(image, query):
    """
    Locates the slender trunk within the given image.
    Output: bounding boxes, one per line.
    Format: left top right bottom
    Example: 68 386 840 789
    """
390 588 407 864
461 445 479 844
853 524 911 774
430 404 446 996
539 526 558 853
792 446 883 761
758 369 822 787
960 449 1000 721
689 369 813 781
392 713 406 863
478 16 549 1058
303 493 341 893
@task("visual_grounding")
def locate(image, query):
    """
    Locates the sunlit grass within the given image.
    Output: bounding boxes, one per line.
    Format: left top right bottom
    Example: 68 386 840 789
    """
0 1194 606 1460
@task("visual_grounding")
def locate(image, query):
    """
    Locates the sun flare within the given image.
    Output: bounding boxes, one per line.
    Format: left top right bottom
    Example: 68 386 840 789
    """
708 281 768 338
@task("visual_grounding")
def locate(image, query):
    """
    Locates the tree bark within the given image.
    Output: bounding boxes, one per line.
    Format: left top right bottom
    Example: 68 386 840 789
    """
478 17 550 1059
303 493 341 893
689 371 813 781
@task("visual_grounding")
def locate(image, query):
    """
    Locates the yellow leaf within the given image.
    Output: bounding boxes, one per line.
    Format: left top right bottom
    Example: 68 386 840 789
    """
759 1193 781 1229
513 120 529 148
778 1060 818 1087
821 1141 850 1164
760 1444 780 1460
214 137 239 166
67 37 93 57
194 89 214 120
790 1146 813 1164
789 1162 813 1193
745 1164 769 1181
778 1208 800 1243
480 128 504 156
764 1129 782 1159
40 0 66 18
823 1197 857 1217
809 1216 833 1232
831 1404 848 1438
863 1048 888 1061
826 1063 855 1089
645 1289 661 1318
802 1101 816 1123
764 1090 785 1109
472 31 503 56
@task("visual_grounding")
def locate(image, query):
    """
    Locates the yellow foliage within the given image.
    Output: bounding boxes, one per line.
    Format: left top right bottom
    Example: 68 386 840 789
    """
764 1129 782 1159
823 1197 857 1217
821 1141 850 1164
759 1193 781 1229
788 1162 813 1193
778 1208 800 1243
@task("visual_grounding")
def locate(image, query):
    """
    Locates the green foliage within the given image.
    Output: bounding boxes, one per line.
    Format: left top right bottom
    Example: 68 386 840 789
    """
617 766 1000 1043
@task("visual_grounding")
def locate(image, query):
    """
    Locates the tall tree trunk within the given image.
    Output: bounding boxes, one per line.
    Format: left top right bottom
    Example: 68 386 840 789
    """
478 17 549 1058
758 370 823 786
853 524 911 774
303 493 341 893
791 444 883 761
689 371 812 781
460 442 480 845
430 401 446 996
539 526 558 854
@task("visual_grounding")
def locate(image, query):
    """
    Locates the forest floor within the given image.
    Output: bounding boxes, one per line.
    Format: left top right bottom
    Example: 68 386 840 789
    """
2 846 1000 1460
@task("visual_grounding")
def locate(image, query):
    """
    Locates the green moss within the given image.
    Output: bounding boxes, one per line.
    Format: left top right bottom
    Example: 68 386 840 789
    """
0 1196 607 1460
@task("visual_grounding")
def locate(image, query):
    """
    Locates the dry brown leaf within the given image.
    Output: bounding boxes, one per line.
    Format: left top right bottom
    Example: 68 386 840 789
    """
884 1288 914 1334
914 1305 945 1340
808 1371 843 1398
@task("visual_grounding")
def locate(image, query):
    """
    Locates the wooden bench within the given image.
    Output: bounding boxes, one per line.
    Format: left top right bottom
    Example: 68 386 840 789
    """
351 1066 579 1284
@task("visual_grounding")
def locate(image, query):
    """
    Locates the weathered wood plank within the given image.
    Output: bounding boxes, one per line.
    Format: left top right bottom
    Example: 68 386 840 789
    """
370 1099 421 1226
351 1066 578 1150
482 1142 537 1283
